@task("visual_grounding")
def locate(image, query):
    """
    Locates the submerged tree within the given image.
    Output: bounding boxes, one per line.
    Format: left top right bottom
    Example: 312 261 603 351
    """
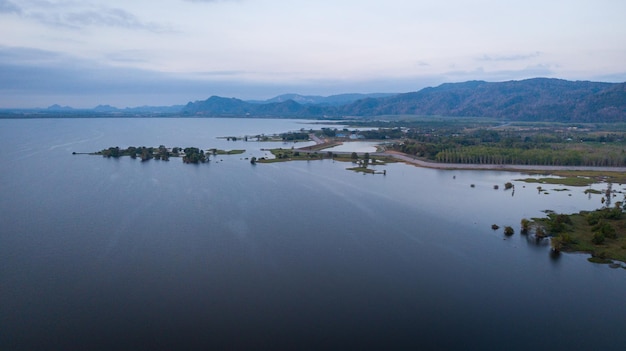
551 236 563 252
520 218 530 234
535 226 547 239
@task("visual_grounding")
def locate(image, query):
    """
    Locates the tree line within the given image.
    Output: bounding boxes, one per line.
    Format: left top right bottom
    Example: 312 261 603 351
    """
96 145 208 164
390 127 626 167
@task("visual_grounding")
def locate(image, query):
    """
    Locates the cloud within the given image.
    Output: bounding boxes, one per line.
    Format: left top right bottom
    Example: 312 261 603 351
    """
0 45 262 107
478 52 542 62
63 8 147 29
0 0 20 14
183 0 241 2
1 1 169 32
0 45 417 108
0 46 564 108
442 64 555 82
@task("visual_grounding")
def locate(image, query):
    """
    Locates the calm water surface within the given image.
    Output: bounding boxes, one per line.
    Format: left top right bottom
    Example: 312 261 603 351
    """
1 118 625 350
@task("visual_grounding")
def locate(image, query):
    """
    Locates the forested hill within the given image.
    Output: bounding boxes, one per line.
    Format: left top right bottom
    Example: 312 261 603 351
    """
181 78 626 122
339 79 626 122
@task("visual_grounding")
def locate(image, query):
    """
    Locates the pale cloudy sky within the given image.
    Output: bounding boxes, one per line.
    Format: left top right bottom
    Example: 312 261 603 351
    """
1 0 625 108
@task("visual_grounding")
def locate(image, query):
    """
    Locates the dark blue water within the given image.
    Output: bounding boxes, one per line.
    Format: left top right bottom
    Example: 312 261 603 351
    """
1 118 625 350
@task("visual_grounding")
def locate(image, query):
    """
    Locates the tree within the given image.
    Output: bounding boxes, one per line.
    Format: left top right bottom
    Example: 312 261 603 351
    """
551 236 563 252
351 152 358 160
520 218 530 234
182 147 207 163
593 221 617 239
535 226 547 239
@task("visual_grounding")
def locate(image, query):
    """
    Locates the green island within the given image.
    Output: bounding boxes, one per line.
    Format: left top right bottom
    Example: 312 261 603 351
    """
514 171 626 187
253 148 395 174
524 202 626 267
209 148 245 155
86 145 244 163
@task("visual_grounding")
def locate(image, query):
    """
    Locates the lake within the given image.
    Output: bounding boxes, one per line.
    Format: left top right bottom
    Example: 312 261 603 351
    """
1 118 625 350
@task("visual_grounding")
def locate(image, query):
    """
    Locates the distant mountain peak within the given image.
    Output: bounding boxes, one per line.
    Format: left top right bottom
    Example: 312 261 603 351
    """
250 92 398 106
47 104 73 111
93 104 118 111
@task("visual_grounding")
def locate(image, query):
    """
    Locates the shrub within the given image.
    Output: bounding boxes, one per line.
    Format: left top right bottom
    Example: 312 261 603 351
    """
592 221 617 239
592 232 605 245
535 226 547 238
587 212 602 226
520 218 530 234
560 233 575 244
504 226 514 236
607 207 622 219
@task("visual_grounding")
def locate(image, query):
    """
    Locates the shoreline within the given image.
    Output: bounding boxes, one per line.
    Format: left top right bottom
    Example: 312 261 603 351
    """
299 136 626 172
379 150 626 172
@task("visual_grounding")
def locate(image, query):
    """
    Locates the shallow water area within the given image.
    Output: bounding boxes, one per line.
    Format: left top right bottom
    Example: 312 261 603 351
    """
323 140 380 153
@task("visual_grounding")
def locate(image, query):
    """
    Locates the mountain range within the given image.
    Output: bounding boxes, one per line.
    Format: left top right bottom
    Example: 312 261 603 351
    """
247 93 397 106
3 78 625 122
181 78 626 122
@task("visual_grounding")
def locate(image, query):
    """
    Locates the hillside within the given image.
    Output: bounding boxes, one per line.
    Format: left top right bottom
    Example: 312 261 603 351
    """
182 78 626 122
339 78 626 122
251 93 397 105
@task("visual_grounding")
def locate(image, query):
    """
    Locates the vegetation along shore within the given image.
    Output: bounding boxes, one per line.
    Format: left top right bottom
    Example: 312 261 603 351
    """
80 117 626 267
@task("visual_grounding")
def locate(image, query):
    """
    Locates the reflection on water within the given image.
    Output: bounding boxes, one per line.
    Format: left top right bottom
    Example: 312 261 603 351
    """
323 141 380 153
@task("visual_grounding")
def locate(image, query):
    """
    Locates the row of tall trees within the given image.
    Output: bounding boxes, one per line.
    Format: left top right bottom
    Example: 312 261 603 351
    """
389 125 626 166
433 146 626 166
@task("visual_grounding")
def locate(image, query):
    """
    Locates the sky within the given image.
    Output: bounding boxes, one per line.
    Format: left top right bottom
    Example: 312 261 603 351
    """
1 0 625 108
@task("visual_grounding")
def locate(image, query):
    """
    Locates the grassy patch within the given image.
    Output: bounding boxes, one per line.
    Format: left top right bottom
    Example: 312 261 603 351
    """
256 148 396 176
298 141 342 151
212 149 245 155
346 167 376 174
588 256 613 264
256 148 324 163
522 170 626 185
516 177 595 187
533 208 626 264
